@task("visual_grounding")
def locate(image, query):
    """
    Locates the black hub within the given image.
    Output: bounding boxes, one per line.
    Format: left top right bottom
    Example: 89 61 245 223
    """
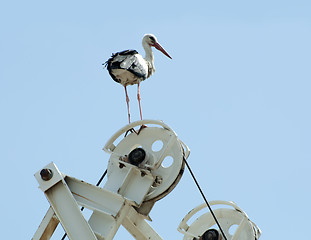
201 229 221 240
128 148 146 166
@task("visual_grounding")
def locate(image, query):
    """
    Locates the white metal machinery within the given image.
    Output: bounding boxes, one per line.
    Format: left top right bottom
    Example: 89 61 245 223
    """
103 119 190 203
33 119 190 240
177 200 261 240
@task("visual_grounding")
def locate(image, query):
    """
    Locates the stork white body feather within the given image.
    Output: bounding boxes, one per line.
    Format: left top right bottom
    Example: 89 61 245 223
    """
110 68 141 86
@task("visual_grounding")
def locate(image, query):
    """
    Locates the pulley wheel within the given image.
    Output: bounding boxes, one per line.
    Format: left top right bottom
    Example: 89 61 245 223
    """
104 120 190 202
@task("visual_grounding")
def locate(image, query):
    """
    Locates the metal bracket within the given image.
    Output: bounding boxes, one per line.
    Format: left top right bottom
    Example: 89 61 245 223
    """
32 162 162 240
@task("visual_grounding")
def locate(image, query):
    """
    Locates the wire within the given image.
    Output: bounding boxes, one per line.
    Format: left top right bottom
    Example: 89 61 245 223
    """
183 158 228 240
61 169 108 240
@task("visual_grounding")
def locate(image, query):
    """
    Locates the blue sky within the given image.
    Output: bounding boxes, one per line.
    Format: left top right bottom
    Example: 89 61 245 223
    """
1 0 310 239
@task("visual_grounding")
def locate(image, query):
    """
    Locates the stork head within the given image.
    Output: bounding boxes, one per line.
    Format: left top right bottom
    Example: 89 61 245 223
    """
143 34 172 59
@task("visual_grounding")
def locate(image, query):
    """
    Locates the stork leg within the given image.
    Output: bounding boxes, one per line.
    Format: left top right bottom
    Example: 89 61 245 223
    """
137 81 147 134
124 86 131 124
137 81 143 121
123 86 138 136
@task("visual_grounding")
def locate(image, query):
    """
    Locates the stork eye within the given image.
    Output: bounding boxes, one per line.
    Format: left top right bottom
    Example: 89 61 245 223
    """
149 36 155 42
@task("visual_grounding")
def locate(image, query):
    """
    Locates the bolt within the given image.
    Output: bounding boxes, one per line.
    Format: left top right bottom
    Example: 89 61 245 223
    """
40 168 53 181
119 163 126 169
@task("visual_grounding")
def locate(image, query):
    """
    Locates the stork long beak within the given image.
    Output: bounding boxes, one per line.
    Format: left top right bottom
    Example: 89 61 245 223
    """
153 42 172 59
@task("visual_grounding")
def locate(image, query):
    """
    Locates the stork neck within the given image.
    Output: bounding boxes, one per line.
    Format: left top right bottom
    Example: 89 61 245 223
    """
143 42 154 67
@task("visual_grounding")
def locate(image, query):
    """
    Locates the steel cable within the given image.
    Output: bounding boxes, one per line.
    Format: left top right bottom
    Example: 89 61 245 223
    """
183 158 228 240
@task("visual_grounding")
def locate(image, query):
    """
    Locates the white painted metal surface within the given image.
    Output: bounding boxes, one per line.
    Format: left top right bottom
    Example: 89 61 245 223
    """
33 120 189 240
32 120 260 240
34 162 98 240
33 162 161 240
32 207 59 240
104 119 190 202
178 200 261 240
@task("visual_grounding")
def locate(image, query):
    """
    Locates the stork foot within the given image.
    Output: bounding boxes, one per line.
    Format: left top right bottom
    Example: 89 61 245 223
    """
124 125 147 137
137 124 147 135
124 128 138 137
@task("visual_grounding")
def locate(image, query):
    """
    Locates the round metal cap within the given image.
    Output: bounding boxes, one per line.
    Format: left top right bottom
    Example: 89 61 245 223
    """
201 229 221 240
128 148 146 166
40 168 53 181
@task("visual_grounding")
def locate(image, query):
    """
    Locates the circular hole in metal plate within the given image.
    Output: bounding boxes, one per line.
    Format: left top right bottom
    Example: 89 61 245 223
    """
152 140 163 152
162 156 174 168
229 224 239 236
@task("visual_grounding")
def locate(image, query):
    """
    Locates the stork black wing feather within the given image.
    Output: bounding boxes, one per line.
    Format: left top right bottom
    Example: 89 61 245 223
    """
104 49 147 80
118 49 138 56
104 49 138 69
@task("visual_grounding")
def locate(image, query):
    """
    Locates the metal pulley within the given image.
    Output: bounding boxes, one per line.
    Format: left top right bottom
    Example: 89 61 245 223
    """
178 200 261 240
103 119 190 202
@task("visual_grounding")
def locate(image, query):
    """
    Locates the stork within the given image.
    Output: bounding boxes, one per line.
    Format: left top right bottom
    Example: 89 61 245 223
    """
104 34 172 126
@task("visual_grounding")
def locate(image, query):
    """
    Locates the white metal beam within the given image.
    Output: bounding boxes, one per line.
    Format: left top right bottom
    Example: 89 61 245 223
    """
35 163 97 240
45 181 97 240
122 207 163 240
32 207 59 240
